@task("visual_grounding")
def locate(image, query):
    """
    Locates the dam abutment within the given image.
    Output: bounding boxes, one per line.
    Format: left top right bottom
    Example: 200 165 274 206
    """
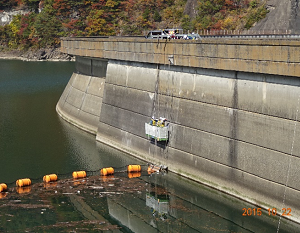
56 57 107 134
57 38 300 222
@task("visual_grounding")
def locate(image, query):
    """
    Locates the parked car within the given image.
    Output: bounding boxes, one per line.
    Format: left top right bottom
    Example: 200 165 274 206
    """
145 29 183 39
183 33 201 40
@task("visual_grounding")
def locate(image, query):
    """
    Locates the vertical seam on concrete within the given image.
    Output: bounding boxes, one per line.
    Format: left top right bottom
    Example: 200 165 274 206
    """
78 75 92 111
63 73 77 107
125 65 128 87
229 71 238 176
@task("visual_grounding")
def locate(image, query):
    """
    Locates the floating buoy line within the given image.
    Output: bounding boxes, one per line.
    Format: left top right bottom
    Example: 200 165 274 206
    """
0 164 168 197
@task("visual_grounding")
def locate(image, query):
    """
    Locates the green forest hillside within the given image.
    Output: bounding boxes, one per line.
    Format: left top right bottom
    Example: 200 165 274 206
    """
0 0 268 51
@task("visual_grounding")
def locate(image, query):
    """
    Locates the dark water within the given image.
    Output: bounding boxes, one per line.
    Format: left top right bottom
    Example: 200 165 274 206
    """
0 60 299 232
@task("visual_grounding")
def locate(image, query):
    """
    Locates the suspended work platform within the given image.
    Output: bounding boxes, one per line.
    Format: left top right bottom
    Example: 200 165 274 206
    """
145 117 169 141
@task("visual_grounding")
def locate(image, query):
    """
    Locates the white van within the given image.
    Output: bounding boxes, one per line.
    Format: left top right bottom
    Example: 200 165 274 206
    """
145 29 183 39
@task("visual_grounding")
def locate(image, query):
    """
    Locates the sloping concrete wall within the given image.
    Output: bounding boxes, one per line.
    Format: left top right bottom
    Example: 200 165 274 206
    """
93 60 300 222
56 72 105 134
56 57 107 134
57 39 300 221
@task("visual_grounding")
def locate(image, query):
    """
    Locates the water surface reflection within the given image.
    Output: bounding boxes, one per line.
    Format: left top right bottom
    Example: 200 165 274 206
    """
1 161 299 232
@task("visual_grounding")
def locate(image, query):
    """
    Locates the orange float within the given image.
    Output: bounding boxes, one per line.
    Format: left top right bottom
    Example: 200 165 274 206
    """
100 167 114 176
0 183 7 192
16 178 31 187
127 165 141 173
147 165 161 174
43 174 58 183
147 167 153 174
72 171 86 179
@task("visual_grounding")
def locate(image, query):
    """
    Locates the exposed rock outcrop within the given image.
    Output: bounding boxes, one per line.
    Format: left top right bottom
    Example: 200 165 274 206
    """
0 47 74 61
183 0 198 19
253 0 300 33
0 9 31 26
21 47 73 61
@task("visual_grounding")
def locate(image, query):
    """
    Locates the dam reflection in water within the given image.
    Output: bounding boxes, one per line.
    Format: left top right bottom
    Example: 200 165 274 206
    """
0 60 299 232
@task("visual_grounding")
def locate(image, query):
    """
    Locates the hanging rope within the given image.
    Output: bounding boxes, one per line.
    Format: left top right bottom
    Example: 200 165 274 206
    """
149 64 161 148
151 64 160 119
163 61 176 159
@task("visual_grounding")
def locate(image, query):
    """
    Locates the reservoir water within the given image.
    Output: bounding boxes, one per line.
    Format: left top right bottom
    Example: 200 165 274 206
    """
0 60 299 232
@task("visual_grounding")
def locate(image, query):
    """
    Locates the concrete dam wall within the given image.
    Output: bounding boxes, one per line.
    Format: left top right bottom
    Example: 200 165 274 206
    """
57 57 107 134
57 38 300 221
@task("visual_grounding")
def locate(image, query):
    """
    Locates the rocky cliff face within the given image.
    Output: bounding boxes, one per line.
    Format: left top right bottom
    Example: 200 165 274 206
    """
290 0 300 33
0 9 31 26
253 0 300 33
183 0 198 19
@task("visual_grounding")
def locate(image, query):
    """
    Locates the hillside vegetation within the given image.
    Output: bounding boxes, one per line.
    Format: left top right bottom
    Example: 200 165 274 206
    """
0 0 268 50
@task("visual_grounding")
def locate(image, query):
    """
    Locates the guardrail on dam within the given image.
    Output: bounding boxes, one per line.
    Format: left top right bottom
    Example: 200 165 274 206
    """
58 37 300 222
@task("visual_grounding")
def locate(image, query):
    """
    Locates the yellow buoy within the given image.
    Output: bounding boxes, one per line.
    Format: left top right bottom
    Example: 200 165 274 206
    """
0 183 7 192
100 167 114 176
43 174 58 183
16 178 31 187
128 172 141 178
72 171 86 179
127 165 141 173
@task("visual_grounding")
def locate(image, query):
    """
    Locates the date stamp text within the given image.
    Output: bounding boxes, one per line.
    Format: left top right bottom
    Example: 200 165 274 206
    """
242 208 292 216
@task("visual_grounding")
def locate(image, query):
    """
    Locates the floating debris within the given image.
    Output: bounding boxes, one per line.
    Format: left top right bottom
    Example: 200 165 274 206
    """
147 164 168 174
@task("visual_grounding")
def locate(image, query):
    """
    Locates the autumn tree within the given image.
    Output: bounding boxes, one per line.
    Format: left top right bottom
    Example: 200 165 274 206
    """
85 9 114 36
0 0 269 50
33 4 62 46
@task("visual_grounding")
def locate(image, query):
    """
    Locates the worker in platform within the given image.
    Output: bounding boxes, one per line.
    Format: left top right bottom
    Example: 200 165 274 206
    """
157 117 167 127
149 116 157 126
